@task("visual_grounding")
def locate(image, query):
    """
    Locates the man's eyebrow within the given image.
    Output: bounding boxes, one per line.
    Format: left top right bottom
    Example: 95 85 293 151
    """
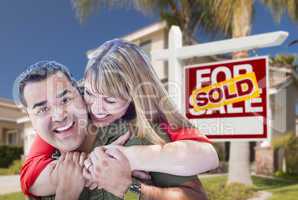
32 101 47 109
57 89 71 98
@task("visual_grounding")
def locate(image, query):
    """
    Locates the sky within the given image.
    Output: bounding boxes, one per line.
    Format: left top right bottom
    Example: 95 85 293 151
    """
1 0 298 100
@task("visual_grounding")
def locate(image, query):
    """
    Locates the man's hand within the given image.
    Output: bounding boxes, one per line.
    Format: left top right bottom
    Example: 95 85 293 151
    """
55 152 85 200
86 147 132 198
132 170 151 181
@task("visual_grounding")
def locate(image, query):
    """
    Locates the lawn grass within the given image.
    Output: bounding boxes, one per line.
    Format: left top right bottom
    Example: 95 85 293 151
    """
268 184 298 200
201 175 255 200
252 176 298 200
1 175 297 200
200 175 298 200
0 192 136 200
0 168 10 175
0 192 25 200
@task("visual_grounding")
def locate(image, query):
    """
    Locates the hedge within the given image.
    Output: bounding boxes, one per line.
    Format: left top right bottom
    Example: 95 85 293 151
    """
285 136 298 175
0 145 23 168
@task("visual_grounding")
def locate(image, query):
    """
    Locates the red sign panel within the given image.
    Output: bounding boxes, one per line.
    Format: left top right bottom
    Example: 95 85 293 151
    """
185 57 269 140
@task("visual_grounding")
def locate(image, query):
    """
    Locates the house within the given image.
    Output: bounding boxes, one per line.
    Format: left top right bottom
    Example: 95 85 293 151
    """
121 21 219 83
255 64 298 175
270 66 297 136
0 98 26 147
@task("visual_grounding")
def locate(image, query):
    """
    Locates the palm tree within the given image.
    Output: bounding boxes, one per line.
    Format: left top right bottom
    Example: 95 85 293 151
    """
263 0 298 22
264 0 298 47
289 40 298 46
270 54 297 66
209 0 254 185
72 0 298 185
210 0 298 185
270 54 298 74
72 0 216 45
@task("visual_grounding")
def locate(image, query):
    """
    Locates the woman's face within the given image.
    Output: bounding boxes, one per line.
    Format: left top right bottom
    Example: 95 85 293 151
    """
84 81 131 127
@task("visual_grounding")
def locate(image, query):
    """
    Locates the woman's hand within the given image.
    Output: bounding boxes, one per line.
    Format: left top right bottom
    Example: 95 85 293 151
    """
111 130 131 145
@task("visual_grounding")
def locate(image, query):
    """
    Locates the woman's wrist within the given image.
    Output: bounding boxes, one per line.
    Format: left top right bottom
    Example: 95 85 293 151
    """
122 145 163 172
120 146 139 171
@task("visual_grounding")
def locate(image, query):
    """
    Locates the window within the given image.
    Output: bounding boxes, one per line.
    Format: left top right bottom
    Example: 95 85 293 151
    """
6 130 17 145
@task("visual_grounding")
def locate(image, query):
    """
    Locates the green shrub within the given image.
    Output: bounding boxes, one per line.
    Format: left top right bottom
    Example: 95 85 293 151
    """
0 145 23 167
271 133 292 149
274 170 298 181
272 133 298 175
285 136 298 175
7 160 22 174
0 159 23 175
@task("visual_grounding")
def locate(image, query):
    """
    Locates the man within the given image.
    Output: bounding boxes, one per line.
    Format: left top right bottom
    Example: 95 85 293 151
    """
15 61 208 200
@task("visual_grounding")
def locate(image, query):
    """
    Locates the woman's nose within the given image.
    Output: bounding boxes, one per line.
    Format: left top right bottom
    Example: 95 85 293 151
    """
90 99 105 114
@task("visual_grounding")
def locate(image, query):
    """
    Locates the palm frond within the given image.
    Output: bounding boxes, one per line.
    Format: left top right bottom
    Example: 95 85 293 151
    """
262 0 298 23
289 39 298 46
72 0 133 22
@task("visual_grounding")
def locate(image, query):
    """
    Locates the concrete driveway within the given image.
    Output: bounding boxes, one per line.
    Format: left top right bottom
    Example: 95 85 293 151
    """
0 175 21 194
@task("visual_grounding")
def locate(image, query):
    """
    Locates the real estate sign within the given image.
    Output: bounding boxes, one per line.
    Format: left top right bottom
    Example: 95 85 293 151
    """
185 56 269 141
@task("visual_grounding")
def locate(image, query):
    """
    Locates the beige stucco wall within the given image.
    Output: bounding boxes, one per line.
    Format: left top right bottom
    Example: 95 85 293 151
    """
0 106 24 121
129 29 168 80
21 121 35 156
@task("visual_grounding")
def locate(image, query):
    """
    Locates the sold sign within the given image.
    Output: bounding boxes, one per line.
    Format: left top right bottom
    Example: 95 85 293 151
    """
190 72 260 111
185 57 269 141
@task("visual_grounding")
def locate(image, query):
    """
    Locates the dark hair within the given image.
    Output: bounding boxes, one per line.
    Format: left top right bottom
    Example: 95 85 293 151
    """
13 60 77 107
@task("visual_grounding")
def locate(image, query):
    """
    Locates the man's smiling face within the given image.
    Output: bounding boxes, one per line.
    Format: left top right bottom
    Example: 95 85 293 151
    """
24 71 88 152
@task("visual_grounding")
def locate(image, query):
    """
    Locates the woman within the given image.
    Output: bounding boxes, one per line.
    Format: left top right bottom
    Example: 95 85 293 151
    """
20 39 218 198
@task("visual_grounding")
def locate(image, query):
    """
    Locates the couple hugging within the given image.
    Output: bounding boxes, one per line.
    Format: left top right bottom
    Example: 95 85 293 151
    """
15 39 219 200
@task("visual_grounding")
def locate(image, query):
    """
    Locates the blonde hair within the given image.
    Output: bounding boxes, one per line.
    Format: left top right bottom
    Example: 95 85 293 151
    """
85 39 193 144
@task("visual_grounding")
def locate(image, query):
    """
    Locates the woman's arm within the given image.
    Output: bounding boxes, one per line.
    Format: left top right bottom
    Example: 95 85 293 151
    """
114 140 219 176
107 126 219 176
